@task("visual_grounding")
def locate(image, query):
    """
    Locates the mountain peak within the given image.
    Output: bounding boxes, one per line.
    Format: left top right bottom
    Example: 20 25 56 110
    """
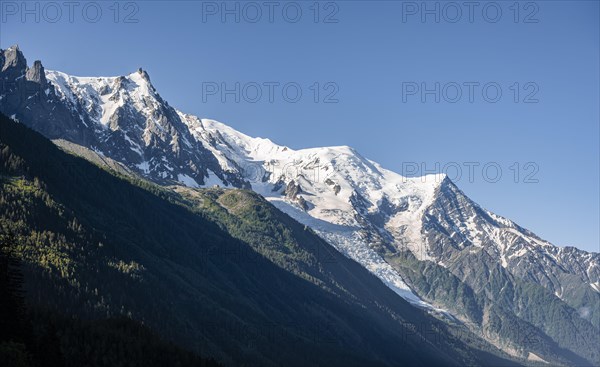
3 44 21 53
1 44 27 73
124 68 155 94
25 60 47 84
1 44 22 55
136 67 151 83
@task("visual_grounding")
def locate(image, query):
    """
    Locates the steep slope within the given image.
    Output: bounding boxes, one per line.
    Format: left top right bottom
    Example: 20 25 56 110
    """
408 178 600 363
1 46 598 365
181 116 450 306
0 45 95 144
181 116 600 365
0 114 522 366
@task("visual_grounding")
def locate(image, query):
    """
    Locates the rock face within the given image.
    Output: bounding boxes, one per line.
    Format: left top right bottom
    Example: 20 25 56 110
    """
0 46 249 189
285 180 302 200
2 46 599 366
25 60 47 84
0 45 95 144
420 177 600 319
0 45 27 76
397 178 600 364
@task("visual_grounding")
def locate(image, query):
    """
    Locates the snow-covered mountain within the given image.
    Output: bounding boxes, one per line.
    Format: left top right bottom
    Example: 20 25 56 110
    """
1 45 598 366
179 109 600 315
180 114 453 310
0 45 247 188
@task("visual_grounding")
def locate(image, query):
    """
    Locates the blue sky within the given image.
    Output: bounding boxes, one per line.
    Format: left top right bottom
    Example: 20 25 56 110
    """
1 1 598 252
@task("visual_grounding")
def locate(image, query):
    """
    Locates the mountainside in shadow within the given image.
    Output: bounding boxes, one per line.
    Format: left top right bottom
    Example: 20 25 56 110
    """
0 114 522 366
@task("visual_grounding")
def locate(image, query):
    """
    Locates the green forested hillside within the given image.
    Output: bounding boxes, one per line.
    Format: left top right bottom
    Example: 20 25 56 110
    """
0 114 520 366
0 234 222 367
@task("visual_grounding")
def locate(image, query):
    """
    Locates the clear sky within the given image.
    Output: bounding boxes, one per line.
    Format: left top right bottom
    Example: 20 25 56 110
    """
1 0 598 252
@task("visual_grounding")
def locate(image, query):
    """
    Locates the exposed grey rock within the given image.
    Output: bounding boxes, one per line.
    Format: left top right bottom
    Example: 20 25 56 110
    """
296 196 309 211
0 46 96 144
324 178 341 195
1 45 26 75
333 184 341 195
285 180 301 200
26 60 46 84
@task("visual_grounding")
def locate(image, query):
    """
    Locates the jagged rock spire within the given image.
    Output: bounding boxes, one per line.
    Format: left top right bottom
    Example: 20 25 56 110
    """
137 67 151 83
26 60 47 84
1 44 27 75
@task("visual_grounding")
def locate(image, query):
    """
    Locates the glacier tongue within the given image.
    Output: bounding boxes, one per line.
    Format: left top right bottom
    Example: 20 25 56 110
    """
178 116 448 310
269 196 446 311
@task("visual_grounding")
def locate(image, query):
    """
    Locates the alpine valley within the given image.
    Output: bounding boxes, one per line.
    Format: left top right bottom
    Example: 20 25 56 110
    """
1 45 598 366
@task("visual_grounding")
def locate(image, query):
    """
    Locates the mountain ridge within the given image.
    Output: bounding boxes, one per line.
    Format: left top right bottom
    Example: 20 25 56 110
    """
1 45 598 366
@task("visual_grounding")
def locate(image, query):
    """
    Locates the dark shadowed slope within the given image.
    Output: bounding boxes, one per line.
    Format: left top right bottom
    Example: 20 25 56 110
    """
0 114 521 366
